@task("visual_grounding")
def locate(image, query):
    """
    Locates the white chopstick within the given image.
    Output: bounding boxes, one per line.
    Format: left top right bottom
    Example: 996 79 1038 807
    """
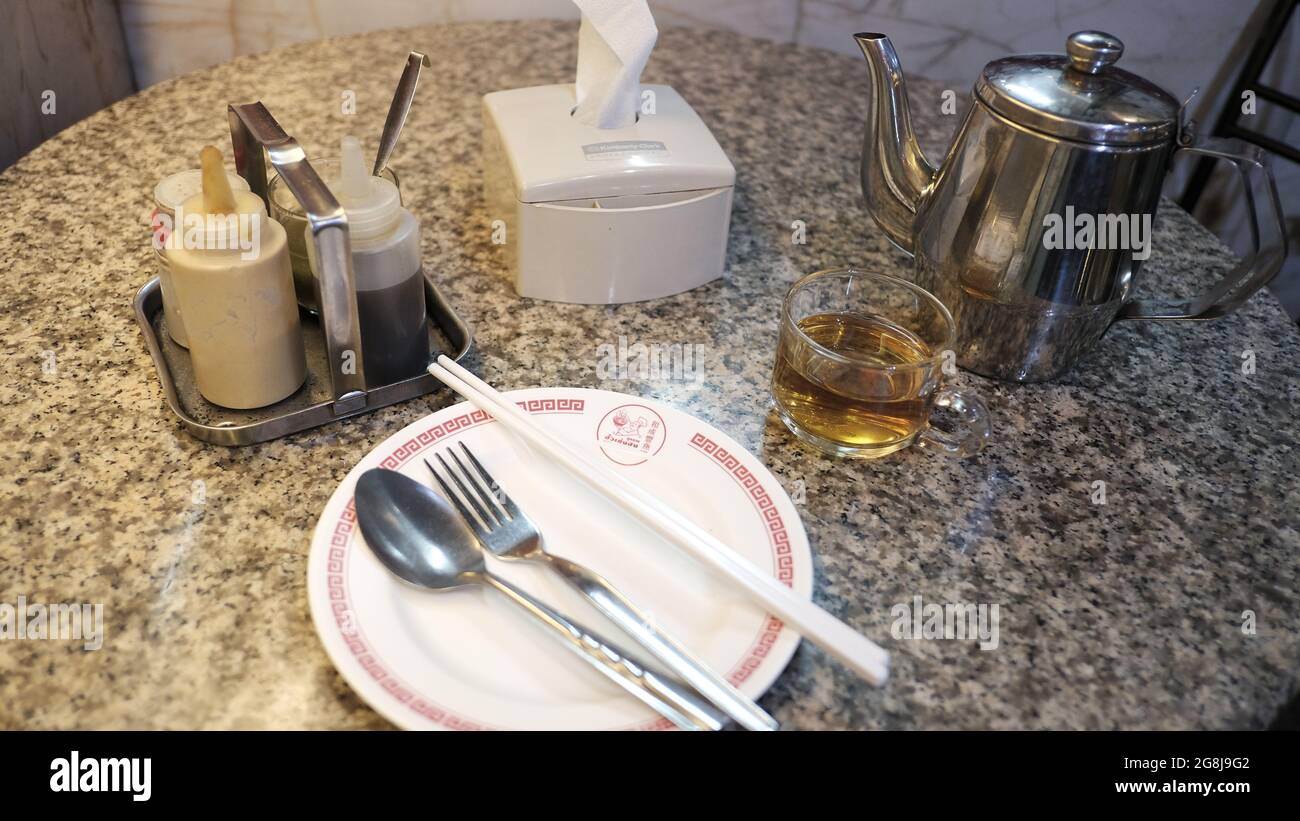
428 355 890 686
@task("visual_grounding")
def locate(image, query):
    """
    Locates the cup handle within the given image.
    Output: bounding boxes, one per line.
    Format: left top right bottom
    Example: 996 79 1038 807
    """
917 387 991 457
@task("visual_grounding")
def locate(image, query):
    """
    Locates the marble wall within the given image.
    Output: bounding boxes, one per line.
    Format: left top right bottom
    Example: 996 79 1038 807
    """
118 0 581 89
119 0 1255 102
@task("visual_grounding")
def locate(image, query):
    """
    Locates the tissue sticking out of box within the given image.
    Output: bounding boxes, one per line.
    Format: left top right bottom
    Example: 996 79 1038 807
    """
572 0 658 129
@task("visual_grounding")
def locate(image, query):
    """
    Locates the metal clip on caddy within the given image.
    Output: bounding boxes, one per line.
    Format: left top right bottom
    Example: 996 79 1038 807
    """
134 102 472 445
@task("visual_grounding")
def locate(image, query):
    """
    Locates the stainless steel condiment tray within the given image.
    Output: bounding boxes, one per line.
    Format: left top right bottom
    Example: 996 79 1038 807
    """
134 99 473 446
135 274 472 446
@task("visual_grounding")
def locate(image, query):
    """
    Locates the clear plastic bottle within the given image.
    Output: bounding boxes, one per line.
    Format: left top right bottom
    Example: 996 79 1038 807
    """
307 136 429 387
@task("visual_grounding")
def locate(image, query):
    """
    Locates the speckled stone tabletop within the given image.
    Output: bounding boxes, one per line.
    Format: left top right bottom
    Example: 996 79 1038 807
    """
1 21 1297 730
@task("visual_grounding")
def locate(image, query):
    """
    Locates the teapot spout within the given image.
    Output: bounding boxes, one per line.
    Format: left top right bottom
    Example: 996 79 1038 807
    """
855 32 935 256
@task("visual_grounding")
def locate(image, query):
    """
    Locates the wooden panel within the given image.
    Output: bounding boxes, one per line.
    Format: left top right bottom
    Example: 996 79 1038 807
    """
0 0 135 170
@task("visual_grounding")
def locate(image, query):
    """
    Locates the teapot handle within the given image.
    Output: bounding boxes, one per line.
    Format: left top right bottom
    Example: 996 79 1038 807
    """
1116 136 1287 321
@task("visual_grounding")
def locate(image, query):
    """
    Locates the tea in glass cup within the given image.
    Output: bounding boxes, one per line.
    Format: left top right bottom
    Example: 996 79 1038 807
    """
771 268 989 459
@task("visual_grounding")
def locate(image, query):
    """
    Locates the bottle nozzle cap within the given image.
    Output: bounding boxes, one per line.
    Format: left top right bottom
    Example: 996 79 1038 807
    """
330 135 402 244
339 135 370 201
199 145 239 213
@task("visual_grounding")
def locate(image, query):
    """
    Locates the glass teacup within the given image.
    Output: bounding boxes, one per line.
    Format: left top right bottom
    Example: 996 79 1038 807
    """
771 267 990 459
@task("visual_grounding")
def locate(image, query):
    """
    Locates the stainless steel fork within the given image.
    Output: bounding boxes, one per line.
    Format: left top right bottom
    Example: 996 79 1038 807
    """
426 442 779 731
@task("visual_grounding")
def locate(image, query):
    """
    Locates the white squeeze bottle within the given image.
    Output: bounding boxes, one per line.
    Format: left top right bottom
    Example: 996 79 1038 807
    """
307 135 429 386
169 146 306 409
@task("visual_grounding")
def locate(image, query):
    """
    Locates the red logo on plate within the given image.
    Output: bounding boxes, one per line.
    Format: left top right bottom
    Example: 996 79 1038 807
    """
597 404 667 466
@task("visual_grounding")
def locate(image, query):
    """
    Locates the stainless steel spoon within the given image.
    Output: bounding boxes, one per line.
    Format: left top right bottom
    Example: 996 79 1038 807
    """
353 468 725 730
373 52 430 177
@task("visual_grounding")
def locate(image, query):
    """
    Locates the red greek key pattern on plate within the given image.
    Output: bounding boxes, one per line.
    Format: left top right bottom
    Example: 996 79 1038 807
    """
379 410 491 470
376 401 584 472
328 498 487 731
515 398 585 414
686 431 799 688
687 432 795 588
729 616 785 685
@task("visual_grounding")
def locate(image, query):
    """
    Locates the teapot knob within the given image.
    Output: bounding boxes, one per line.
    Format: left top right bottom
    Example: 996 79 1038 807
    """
1066 31 1124 74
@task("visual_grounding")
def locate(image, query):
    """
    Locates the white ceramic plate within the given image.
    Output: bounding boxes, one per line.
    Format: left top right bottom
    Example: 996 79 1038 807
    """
307 387 812 730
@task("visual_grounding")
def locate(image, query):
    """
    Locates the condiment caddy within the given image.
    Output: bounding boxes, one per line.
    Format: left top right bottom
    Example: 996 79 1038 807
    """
135 97 471 446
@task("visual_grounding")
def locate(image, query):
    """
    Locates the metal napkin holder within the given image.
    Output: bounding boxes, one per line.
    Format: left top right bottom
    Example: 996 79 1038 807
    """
133 101 472 446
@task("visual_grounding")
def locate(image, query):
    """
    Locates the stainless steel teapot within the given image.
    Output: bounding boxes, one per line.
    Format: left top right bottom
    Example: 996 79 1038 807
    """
856 31 1287 382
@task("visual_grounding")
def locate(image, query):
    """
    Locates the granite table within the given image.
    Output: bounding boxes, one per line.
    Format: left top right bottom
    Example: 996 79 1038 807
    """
1 21 1297 730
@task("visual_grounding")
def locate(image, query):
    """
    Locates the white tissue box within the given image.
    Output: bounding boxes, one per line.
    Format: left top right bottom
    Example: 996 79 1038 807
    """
482 84 734 304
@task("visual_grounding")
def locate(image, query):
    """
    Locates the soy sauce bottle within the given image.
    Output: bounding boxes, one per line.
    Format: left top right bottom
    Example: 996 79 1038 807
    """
308 135 429 386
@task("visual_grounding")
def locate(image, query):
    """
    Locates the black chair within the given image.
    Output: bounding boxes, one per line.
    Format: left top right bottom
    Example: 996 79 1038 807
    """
1180 0 1299 212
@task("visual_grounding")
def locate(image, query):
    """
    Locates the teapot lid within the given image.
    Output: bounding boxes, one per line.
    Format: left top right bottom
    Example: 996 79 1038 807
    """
975 31 1180 146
